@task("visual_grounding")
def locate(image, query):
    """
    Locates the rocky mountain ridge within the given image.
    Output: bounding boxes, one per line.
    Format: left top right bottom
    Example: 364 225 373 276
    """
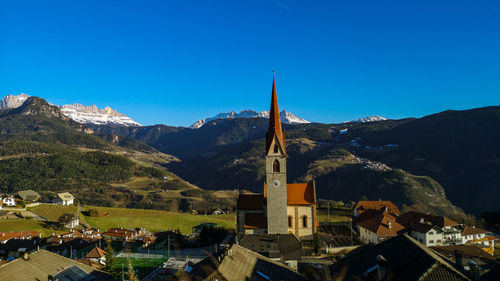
0 93 140 127
190 109 310 129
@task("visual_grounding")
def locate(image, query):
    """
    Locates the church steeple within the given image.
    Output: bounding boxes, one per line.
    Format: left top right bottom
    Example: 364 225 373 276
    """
266 72 287 156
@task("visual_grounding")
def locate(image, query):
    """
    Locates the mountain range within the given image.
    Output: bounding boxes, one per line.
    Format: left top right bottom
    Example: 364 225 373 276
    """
1 93 498 219
189 109 310 129
0 94 140 127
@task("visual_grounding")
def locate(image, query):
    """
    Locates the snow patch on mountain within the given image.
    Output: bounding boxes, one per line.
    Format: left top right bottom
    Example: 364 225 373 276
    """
350 116 387 123
0 93 140 127
59 103 141 127
190 109 309 129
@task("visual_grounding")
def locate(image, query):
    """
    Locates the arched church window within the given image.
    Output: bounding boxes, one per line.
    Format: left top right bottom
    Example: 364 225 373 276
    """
288 216 293 227
274 143 279 153
302 216 308 228
273 159 280 173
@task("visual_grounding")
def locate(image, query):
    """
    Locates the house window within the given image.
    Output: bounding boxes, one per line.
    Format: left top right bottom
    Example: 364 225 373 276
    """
274 144 279 153
429 231 433 235
288 216 293 227
429 240 434 244
273 160 280 173
302 216 308 228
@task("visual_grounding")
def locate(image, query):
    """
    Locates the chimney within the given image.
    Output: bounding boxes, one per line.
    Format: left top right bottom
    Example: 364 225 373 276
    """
387 221 392 229
376 255 388 281
454 249 463 269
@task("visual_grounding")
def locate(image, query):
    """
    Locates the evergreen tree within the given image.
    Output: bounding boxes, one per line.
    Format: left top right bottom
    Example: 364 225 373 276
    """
314 232 322 255
127 260 139 281
103 241 120 280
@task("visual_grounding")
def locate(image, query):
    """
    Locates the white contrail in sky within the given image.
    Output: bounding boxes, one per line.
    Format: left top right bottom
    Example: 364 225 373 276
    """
272 0 289 10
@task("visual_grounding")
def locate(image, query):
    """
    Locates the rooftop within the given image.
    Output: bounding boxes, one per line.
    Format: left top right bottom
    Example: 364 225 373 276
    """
0 249 113 281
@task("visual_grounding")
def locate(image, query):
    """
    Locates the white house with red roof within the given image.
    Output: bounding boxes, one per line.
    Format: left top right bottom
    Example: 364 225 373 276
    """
357 211 405 244
461 226 498 255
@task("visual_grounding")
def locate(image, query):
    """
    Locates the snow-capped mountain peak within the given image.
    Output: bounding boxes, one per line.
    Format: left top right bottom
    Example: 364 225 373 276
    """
350 116 387 123
190 109 310 129
0 93 141 127
59 103 141 127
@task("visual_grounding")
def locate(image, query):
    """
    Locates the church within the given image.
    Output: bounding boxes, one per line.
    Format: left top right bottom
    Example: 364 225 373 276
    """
236 74 318 242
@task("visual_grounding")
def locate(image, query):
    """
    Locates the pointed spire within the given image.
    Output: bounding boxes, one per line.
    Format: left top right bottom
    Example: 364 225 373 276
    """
266 72 286 155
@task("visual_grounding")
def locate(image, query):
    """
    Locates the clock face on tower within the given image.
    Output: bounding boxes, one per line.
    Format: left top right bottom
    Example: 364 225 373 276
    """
272 179 281 188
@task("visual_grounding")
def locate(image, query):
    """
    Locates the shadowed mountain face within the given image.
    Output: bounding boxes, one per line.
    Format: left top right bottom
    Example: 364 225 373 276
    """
91 106 500 216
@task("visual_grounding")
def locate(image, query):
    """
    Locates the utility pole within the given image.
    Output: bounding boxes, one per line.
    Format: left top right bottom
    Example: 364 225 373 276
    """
327 200 330 222
167 235 171 259
350 218 353 246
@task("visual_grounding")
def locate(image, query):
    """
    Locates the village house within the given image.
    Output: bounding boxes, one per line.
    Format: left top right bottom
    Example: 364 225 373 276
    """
102 227 155 247
46 236 101 258
329 235 470 281
461 226 498 255
0 231 43 258
53 192 75 205
84 246 107 265
1 196 15 207
0 231 41 244
406 222 444 246
356 210 405 244
58 213 80 229
397 211 463 246
16 190 41 202
355 200 400 216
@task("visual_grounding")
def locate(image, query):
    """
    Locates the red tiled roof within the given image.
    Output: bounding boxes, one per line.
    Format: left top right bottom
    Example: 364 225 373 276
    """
263 183 315 205
237 194 264 210
244 213 267 229
462 226 489 236
396 211 459 228
0 231 41 241
355 200 400 215
85 246 107 258
358 212 404 237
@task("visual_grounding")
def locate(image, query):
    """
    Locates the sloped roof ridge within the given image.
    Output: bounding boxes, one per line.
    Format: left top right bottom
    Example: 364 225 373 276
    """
402 235 470 280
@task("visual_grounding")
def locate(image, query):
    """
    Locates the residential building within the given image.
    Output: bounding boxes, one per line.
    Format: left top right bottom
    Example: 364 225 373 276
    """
2 196 15 207
462 226 498 255
53 192 75 205
329 234 471 281
58 213 79 229
355 200 400 216
236 74 317 242
407 222 444 246
84 246 107 265
0 231 41 244
0 250 113 281
239 234 302 270
16 190 41 202
397 211 463 245
357 211 405 244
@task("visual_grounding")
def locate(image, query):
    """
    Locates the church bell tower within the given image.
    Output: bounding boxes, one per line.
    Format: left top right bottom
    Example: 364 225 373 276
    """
265 72 288 234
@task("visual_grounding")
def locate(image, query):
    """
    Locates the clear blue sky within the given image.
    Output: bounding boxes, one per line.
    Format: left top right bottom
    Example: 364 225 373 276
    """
1 0 499 126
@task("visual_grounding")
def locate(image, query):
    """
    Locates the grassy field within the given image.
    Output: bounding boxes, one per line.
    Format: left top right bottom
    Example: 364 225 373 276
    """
82 206 235 234
114 257 165 279
317 209 351 223
29 204 77 221
0 219 66 237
